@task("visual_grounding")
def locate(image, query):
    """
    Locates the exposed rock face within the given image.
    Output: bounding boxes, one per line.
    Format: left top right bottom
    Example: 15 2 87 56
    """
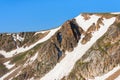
10 19 83 79
81 32 92 44
64 18 120 80
81 13 91 20
59 19 83 52
0 13 120 80
36 19 82 78
0 34 17 52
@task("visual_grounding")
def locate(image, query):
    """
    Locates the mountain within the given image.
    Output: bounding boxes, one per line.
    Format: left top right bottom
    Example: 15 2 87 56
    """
0 13 120 80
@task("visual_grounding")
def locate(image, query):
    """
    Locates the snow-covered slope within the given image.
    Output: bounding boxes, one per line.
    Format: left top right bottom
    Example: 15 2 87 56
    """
75 14 100 31
0 27 60 58
41 16 116 80
0 13 119 80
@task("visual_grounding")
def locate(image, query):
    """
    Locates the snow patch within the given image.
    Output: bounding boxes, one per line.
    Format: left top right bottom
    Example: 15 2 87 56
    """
16 34 24 41
12 34 17 41
75 14 100 31
34 30 48 35
41 17 116 80
0 27 60 58
4 61 15 69
12 34 24 42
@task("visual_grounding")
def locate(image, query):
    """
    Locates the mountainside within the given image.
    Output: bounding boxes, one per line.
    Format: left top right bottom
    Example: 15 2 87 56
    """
0 13 120 80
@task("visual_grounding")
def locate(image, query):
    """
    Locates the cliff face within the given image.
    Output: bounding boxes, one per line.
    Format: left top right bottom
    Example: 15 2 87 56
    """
0 13 120 80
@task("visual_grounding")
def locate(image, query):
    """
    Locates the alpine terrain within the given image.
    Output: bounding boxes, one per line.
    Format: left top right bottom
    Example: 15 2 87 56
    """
0 13 120 80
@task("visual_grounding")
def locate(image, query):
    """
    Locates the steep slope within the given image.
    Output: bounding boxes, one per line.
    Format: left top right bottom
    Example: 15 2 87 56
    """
0 19 83 80
62 14 120 80
0 13 120 80
41 14 117 80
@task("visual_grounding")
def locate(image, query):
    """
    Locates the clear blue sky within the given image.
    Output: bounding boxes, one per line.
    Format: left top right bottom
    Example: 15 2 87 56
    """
0 0 120 33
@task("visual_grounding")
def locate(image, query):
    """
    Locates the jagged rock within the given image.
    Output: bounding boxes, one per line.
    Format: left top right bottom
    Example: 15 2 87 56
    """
0 32 48 52
12 19 83 79
0 34 17 52
81 13 91 20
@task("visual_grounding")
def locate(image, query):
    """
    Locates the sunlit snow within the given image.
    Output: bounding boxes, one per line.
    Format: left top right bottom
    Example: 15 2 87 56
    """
4 61 15 69
34 30 48 35
75 14 100 31
12 34 24 42
0 27 60 58
41 17 116 80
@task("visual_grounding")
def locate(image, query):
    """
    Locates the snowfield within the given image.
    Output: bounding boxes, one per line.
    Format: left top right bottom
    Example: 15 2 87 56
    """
0 27 60 58
41 16 116 80
75 14 100 31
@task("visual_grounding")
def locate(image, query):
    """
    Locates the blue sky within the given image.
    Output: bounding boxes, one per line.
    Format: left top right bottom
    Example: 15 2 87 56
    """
0 0 120 33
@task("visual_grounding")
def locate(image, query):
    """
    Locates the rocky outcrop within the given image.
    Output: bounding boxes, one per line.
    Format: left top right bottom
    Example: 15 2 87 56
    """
12 19 83 79
81 13 91 20
64 18 120 80
59 19 83 52
0 32 48 52
0 34 17 52
0 13 120 80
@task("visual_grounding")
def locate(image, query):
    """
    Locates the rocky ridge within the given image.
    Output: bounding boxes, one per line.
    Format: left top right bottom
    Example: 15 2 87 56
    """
0 13 120 80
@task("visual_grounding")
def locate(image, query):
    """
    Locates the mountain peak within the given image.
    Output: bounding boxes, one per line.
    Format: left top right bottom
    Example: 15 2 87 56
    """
0 13 120 80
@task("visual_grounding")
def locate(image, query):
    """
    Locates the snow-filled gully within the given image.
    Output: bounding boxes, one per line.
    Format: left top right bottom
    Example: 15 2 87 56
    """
41 17 116 80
